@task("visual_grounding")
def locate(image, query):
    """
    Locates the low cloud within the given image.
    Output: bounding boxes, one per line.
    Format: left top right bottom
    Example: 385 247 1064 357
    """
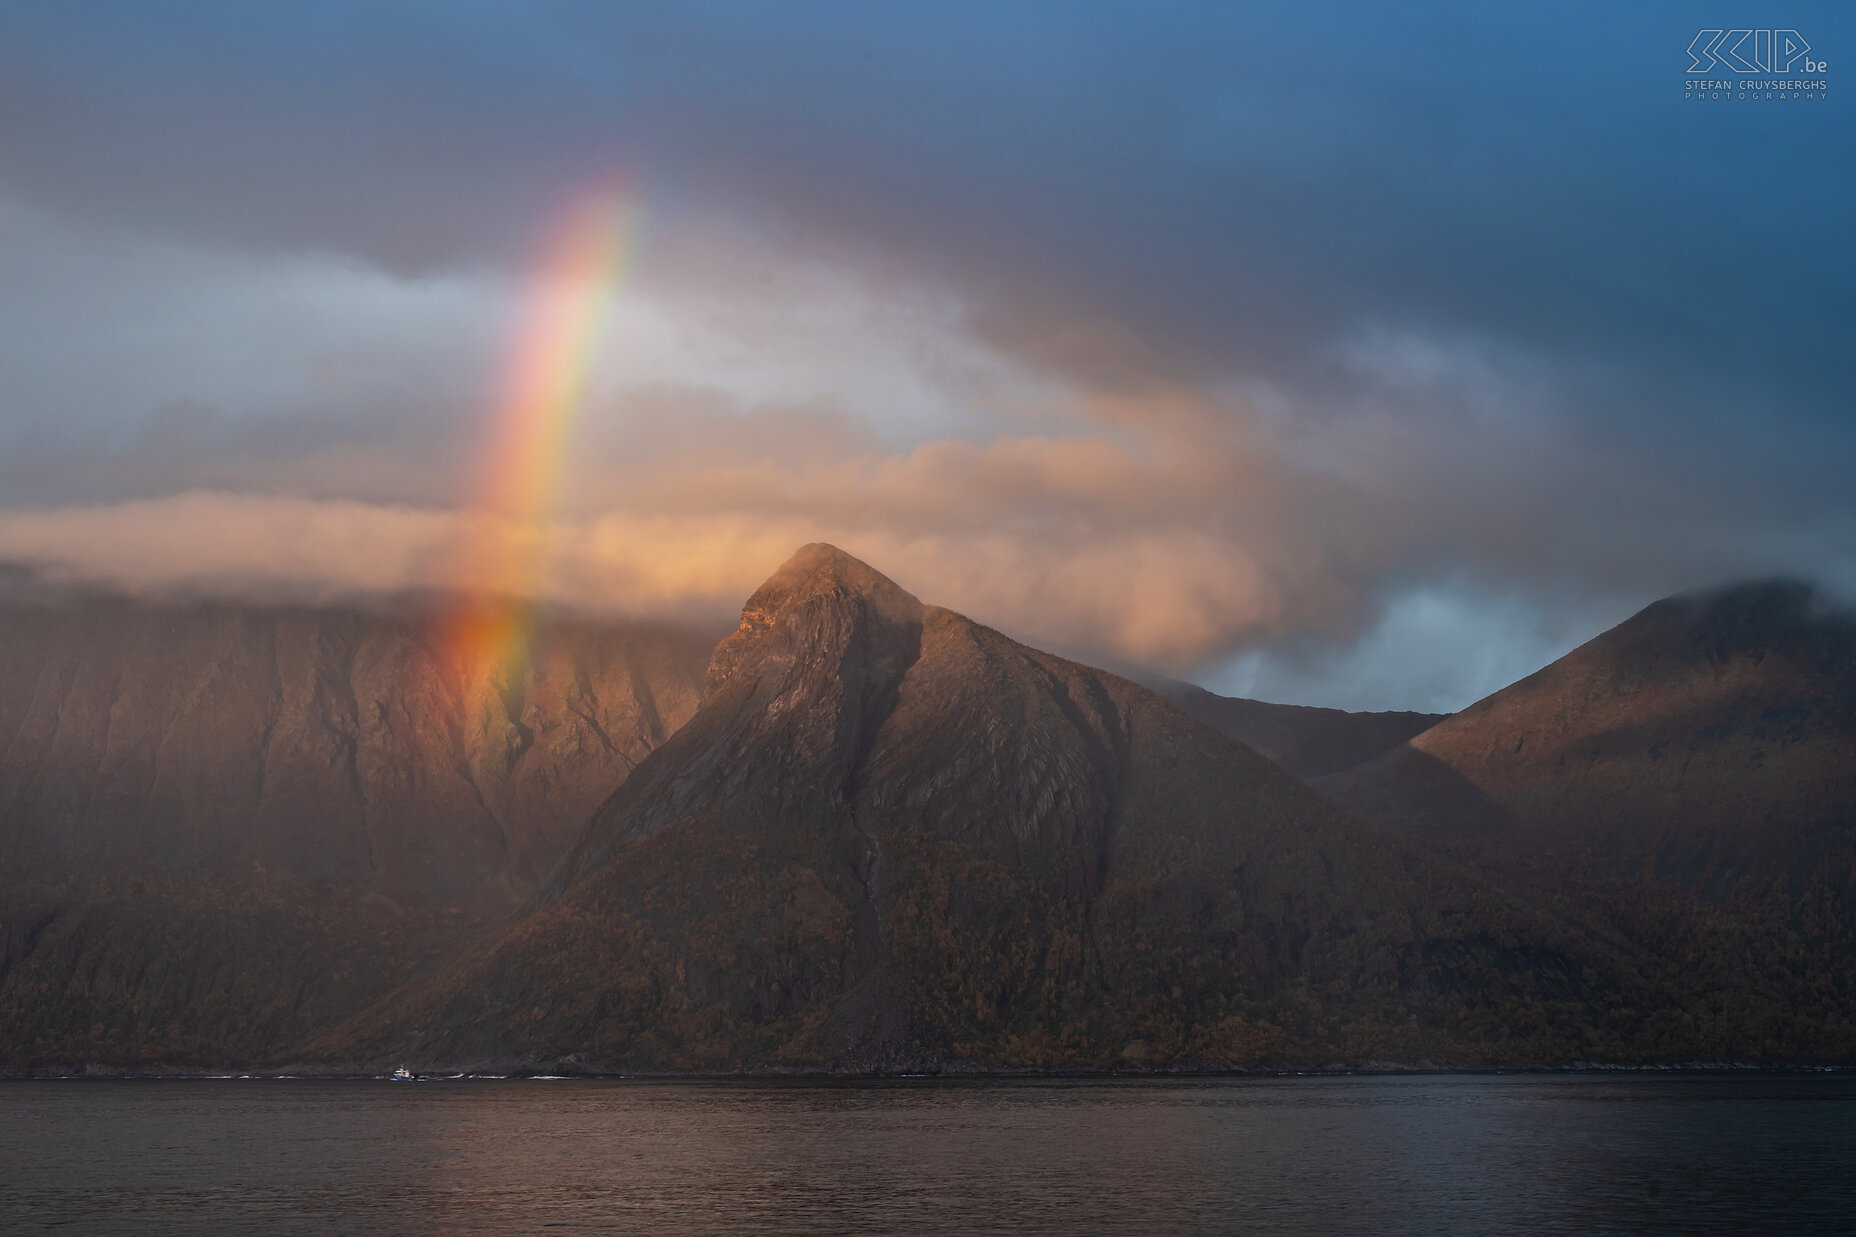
0 411 1362 668
3 310 1850 697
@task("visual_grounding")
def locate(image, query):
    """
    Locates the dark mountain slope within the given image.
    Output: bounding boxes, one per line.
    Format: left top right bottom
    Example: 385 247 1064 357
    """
1324 581 1856 1058
355 545 1669 1074
0 585 717 1068
1146 677 1444 780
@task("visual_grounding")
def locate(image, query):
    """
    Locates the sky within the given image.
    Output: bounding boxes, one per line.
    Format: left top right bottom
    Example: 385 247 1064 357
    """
0 1 1851 711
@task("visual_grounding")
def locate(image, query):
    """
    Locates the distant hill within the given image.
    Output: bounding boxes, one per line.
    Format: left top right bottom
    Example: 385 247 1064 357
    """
0 584 716 1068
346 545 1664 1074
1145 677 1444 781
1324 581 1856 1059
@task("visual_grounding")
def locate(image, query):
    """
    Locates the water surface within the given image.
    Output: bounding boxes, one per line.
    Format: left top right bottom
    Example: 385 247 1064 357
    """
3 1074 1852 1234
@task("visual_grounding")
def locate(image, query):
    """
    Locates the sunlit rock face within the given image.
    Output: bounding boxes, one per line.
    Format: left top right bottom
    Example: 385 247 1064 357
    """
374 545 1644 1075
1324 581 1856 1058
0 583 716 1068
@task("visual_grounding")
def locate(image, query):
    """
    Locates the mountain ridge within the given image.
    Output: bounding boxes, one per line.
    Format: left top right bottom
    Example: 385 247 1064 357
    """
1144 675 1445 781
6 559 1852 1072
338 544 1677 1074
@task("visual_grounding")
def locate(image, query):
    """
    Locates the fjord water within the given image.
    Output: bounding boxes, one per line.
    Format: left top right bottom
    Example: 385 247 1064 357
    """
3 1075 1852 1234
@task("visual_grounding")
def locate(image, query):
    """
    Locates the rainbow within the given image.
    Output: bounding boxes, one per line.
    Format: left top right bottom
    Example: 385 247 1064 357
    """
439 191 640 683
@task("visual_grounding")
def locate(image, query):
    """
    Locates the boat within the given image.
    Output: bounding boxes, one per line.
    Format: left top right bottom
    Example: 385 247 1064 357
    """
391 1066 416 1082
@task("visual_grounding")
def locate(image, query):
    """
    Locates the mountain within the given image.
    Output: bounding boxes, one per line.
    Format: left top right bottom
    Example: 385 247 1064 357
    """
1145 677 1444 781
1324 581 1856 1059
11 561 1850 1074
347 545 1667 1074
0 581 717 1068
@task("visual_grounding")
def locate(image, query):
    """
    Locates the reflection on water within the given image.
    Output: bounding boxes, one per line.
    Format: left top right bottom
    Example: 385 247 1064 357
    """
3 1074 1853 1234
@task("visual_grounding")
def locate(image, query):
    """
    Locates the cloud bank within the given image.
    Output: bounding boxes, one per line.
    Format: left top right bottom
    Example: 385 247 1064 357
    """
1 3 1852 709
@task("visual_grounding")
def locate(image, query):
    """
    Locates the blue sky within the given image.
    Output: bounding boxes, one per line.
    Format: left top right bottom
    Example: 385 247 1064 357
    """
0 1 1850 709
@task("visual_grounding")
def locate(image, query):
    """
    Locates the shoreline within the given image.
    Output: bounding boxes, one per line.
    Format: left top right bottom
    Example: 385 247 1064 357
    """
7 1061 1854 1082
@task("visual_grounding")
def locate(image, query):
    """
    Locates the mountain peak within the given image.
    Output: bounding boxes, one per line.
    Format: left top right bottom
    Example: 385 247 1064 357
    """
704 544 924 701
754 543 921 612
1624 578 1850 664
1329 574 1855 881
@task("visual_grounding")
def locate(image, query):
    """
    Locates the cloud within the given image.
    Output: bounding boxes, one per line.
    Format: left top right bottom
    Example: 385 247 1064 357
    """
0 416 1344 668
7 324 1846 696
2 197 1851 697
1206 584 1635 715
1 4 1852 708
0 492 455 599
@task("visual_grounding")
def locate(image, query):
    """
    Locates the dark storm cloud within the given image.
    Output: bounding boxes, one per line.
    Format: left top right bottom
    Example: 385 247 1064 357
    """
8 2 1848 399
